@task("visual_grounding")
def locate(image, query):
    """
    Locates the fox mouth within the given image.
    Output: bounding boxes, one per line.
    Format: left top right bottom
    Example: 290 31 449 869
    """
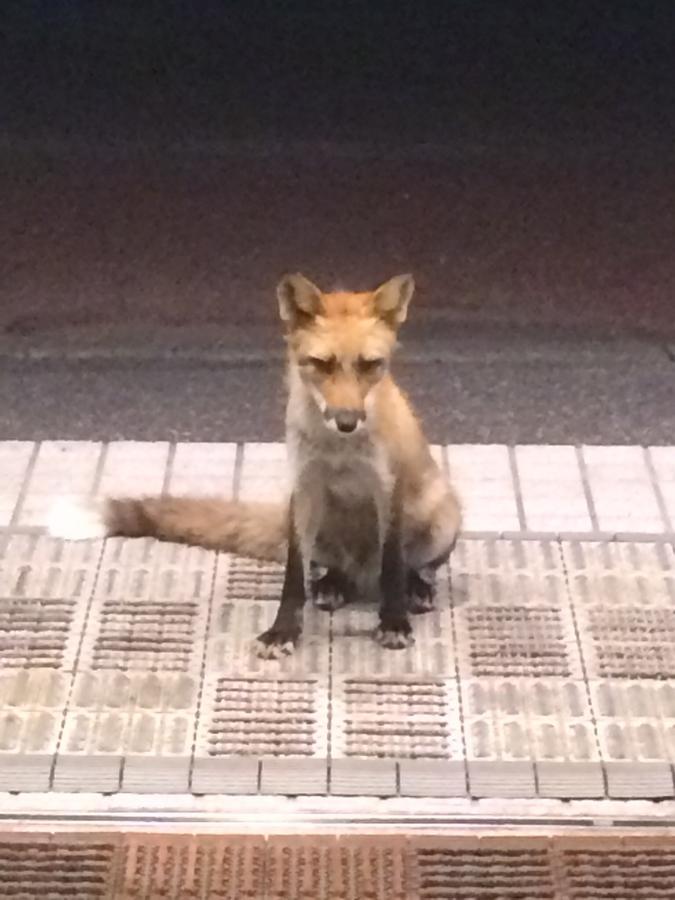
322 407 366 435
307 385 365 434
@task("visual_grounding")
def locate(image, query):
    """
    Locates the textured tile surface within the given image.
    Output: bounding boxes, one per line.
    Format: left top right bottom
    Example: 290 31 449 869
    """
1 441 675 800
4 832 675 900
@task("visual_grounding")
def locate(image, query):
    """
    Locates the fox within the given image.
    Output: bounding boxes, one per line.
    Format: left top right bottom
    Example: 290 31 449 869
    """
48 273 462 658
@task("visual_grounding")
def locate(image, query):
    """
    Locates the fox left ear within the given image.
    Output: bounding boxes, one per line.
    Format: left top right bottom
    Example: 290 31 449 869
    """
373 274 415 325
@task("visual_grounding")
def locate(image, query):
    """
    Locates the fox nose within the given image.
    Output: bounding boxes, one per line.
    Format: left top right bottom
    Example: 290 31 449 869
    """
330 408 364 433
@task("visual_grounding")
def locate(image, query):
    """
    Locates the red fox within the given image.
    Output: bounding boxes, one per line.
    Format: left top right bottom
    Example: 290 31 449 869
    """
49 274 461 658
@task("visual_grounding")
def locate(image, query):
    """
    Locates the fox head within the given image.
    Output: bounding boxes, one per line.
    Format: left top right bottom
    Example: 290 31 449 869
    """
278 272 414 434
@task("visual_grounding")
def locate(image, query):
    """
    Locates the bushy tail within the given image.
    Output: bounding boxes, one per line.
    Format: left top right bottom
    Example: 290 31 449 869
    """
49 495 288 562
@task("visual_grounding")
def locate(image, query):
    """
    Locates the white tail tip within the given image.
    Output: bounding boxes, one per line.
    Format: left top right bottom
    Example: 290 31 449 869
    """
46 497 108 541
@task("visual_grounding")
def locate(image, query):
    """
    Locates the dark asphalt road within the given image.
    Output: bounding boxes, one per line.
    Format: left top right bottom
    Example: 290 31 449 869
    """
2 325 673 444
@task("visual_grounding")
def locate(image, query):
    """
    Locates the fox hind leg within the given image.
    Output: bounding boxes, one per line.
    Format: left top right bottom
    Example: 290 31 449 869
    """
407 566 437 614
406 534 458 615
404 485 461 614
309 562 350 611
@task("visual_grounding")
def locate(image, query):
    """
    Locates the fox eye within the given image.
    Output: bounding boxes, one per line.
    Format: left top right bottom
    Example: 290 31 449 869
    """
307 356 336 374
357 357 384 373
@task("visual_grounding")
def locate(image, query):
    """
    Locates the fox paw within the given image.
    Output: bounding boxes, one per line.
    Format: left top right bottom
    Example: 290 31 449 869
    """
313 583 347 611
310 566 348 611
408 591 435 615
254 627 300 659
407 570 436 615
374 622 415 650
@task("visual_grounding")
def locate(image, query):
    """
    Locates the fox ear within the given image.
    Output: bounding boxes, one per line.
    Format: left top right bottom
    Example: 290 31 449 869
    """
373 274 415 325
277 273 323 326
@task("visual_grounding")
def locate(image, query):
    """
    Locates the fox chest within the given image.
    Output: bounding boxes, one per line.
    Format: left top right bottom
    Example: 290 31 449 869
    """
292 452 392 569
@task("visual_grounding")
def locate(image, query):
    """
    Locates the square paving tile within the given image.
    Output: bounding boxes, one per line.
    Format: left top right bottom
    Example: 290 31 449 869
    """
452 539 583 680
2 441 675 802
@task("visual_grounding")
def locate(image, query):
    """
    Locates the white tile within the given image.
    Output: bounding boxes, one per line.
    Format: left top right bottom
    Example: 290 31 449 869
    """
0 441 34 526
463 498 520 518
649 447 675 482
648 447 675 530
241 442 288 463
515 444 581 474
168 442 237 498
525 516 592 533
654 487 675 531
18 441 102 526
239 442 289 502
97 441 170 497
447 444 513 478
598 517 666 534
463 516 521 532
582 446 666 533
582 445 649 470
3 440 668 539
518 496 588 513
515 445 592 533
447 446 519 530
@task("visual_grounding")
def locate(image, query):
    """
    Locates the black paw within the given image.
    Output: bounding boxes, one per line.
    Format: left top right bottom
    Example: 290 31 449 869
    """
310 566 349 612
407 569 436 615
374 620 414 650
254 626 301 659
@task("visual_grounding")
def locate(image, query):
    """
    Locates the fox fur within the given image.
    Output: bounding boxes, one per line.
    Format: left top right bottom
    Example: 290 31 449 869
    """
54 273 462 658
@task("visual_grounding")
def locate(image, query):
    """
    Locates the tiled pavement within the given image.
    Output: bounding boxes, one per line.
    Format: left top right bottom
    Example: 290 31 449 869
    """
0 440 674 802
2 830 675 899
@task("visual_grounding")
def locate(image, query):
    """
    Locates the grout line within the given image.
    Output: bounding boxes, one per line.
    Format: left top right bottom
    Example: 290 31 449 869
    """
1 524 673 545
161 442 177 496
50 537 108 789
327 606 334 796
507 446 528 531
442 445 470 796
0 525 49 536
186 549 220 794
89 442 109 497
9 441 41 527
532 759 540 797
260 807 269 896
644 447 673 532
556 537 608 800
232 443 245 502
575 446 600 532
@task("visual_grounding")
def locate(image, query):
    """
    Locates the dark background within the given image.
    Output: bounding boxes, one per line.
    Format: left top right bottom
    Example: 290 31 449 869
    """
5 3 675 148
1 3 674 443
2 2 675 337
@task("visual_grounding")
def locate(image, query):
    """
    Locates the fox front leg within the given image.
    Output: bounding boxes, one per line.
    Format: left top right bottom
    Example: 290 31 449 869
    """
255 500 307 658
375 497 414 650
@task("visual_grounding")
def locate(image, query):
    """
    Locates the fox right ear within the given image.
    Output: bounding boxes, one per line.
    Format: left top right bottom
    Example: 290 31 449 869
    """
277 273 323 326
373 273 415 326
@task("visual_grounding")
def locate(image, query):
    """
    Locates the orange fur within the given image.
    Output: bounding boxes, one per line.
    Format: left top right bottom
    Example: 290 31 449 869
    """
100 273 461 573
104 497 288 561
